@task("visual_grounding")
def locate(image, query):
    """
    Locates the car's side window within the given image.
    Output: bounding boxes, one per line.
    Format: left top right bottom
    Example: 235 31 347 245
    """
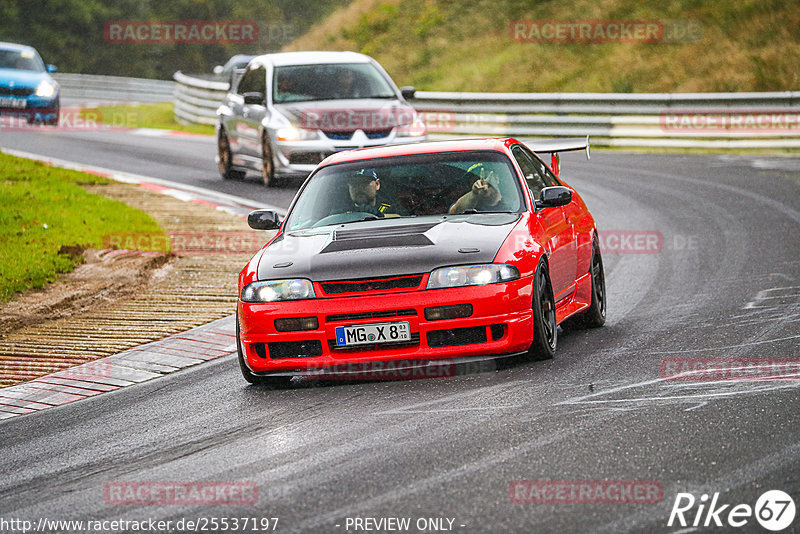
512 146 548 200
237 66 266 97
531 153 561 188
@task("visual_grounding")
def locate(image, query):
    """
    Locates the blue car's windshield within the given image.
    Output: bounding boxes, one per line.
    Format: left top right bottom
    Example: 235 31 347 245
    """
0 49 45 72
273 63 396 104
285 151 525 231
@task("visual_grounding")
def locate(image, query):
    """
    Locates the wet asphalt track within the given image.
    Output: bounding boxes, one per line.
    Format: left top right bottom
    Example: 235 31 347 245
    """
1 128 799 533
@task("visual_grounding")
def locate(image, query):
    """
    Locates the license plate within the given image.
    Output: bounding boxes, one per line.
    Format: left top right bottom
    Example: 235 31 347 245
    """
335 321 411 346
0 97 26 109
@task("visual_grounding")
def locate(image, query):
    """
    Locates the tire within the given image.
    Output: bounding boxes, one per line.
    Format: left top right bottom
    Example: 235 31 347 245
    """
261 136 275 187
528 258 557 360
572 237 607 328
218 130 245 180
236 313 292 387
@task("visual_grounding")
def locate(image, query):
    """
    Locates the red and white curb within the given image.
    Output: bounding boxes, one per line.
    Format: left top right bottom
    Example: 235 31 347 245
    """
0 317 237 419
0 150 286 419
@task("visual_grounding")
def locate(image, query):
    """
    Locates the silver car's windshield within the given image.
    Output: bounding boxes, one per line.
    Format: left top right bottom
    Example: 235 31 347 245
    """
273 63 396 103
0 48 44 72
284 151 525 231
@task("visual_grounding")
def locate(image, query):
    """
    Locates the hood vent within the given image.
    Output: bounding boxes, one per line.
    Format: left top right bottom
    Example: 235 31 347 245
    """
322 222 437 253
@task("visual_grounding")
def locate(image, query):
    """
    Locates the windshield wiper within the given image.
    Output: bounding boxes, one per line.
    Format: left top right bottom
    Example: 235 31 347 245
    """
341 215 379 224
458 209 515 214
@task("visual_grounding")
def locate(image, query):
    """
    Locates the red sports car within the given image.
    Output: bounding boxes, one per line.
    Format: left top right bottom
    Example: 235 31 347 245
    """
237 137 605 385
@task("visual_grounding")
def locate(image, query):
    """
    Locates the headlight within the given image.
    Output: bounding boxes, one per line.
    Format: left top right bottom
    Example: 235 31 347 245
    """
396 117 426 137
427 264 520 289
276 126 318 141
35 81 57 98
241 279 315 302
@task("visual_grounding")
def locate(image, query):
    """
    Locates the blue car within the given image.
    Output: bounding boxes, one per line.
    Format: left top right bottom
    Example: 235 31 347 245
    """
0 42 59 126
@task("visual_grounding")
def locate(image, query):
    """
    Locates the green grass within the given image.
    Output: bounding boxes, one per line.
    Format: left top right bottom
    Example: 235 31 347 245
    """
0 153 166 302
81 103 215 135
285 0 800 93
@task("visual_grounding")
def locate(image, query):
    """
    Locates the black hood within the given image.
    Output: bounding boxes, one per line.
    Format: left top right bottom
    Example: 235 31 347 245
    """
257 214 520 282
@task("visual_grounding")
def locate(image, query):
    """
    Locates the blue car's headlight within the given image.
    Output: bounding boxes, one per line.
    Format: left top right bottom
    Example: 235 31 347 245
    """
35 80 57 98
241 279 315 302
427 264 520 289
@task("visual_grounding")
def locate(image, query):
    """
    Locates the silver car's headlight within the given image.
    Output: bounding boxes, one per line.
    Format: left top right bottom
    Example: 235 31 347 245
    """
276 126 318 141
396 117 426 137
427 264 520 289
241 279 315 302
35 80 57 98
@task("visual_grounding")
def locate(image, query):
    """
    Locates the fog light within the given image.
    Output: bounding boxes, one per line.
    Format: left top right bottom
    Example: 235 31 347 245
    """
274 317 319 332
424 304 473 321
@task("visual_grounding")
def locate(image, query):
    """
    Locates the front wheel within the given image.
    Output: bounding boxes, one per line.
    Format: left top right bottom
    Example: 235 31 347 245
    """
261 136 275 187
528 258 557 360
218 130 245 180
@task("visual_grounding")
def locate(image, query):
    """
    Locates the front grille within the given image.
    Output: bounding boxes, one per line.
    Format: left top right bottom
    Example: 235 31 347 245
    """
0 86 33 97
323 131 353 140
427 326 487 347
320 275 423 295
329 332 421 351
268 340 323 359
326 308 417 323
364 129 392 139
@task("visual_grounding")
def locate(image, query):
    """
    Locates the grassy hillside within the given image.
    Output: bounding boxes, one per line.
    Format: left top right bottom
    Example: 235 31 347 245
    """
284 0 800 92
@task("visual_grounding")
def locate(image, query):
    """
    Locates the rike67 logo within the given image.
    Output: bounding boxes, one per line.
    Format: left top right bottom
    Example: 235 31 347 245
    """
668 490 796 531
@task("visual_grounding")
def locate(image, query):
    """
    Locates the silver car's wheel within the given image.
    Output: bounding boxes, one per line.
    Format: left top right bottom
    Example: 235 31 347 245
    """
218 130 245 180
261 136 275 187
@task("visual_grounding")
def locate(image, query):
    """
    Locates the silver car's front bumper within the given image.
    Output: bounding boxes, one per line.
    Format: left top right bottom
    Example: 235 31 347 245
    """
271 130 427 175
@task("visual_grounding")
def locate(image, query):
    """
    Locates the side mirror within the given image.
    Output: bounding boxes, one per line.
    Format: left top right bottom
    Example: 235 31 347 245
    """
46 64 57 73
243 92 265 105
248 209 282 230
536 186 572 209
213 65 224 74
400 86 416 100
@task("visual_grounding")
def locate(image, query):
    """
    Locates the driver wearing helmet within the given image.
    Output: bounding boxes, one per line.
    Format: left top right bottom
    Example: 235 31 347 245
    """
346 169 404 216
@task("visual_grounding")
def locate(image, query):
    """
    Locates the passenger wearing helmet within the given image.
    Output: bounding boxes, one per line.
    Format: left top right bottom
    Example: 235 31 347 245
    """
448 163 504 214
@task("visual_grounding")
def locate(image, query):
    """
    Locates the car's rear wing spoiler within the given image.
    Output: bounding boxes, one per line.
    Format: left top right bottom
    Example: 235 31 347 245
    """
526 136 590 177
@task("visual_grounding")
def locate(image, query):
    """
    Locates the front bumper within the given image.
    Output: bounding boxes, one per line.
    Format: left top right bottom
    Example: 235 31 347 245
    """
271 130 427 175
0 94 59 125
238 277 534 375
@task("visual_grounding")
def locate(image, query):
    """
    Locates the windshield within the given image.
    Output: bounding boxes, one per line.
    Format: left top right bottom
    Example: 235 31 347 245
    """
273 62 396 103
0 48 45 72
284 151 525 231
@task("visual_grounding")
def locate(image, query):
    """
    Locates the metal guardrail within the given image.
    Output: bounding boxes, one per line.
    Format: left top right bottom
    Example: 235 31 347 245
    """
173 71 229 126
54 73 175 105
172 71 800 148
